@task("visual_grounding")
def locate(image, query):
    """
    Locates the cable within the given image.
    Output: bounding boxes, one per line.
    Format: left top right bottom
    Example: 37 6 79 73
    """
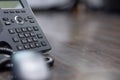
0 48 13 55
0 47 13 70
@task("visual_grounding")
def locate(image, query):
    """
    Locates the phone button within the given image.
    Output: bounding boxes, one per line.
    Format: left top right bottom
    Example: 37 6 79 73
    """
27 38 33 43
37 34 43 39
21 10 26 13
35 43 41 47
29 20 35 23
24 33 30 37
21 28 27 32
41 41 47 46
15 16 24 25
30 32 35 37
12 37 19 42
21 39 27 44
10 10 15 13
27 27 33 31
17 45 24 50
11 19 15 23
27 16 33 19
29 43 35 48
5 21 11 25
15 10 20 13
33 26 39 31
32 37 38 42
24 45 30 49
18 34 25 38
8 29 15 34
15 28 22 33
3 18 9 21
4 11 9 14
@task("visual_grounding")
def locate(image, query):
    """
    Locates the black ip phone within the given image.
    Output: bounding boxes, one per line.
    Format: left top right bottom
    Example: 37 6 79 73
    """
0 0 51 52
0 0 54 76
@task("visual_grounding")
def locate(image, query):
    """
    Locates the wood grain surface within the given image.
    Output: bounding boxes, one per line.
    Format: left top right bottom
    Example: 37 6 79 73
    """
1 8 120 80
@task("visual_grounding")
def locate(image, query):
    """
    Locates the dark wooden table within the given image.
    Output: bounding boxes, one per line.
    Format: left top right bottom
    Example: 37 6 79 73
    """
1 8 120 80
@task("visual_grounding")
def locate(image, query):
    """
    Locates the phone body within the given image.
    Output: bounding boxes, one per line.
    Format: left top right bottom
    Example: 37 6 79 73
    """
0 0 51 53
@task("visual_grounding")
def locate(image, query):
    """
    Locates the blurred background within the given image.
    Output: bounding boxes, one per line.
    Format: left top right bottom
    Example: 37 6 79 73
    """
1 0 120 80
27 0 79 10
27 0 120 11
16 0 120 80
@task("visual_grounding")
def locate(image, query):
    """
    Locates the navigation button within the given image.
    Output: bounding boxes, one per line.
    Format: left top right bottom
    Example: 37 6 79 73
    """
15 16 24 25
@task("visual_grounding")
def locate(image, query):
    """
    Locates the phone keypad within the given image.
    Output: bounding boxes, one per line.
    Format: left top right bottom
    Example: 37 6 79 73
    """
2 9 50 52
9 26 47 50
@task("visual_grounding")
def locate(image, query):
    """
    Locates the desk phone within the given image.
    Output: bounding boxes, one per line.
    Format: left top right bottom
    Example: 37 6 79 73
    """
0 0 51 53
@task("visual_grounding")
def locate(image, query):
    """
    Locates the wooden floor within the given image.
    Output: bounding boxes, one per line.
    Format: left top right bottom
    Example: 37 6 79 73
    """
1 8 120 80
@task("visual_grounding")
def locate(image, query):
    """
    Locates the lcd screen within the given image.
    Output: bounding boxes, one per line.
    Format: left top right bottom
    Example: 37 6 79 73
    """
0 0 23 9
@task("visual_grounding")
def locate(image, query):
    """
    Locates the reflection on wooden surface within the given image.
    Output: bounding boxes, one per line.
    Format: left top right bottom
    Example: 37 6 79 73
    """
35 10 120 80
1 8 120 80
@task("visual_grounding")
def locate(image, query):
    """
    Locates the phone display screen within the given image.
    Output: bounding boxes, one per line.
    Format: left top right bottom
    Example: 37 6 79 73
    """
0 0 23 9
